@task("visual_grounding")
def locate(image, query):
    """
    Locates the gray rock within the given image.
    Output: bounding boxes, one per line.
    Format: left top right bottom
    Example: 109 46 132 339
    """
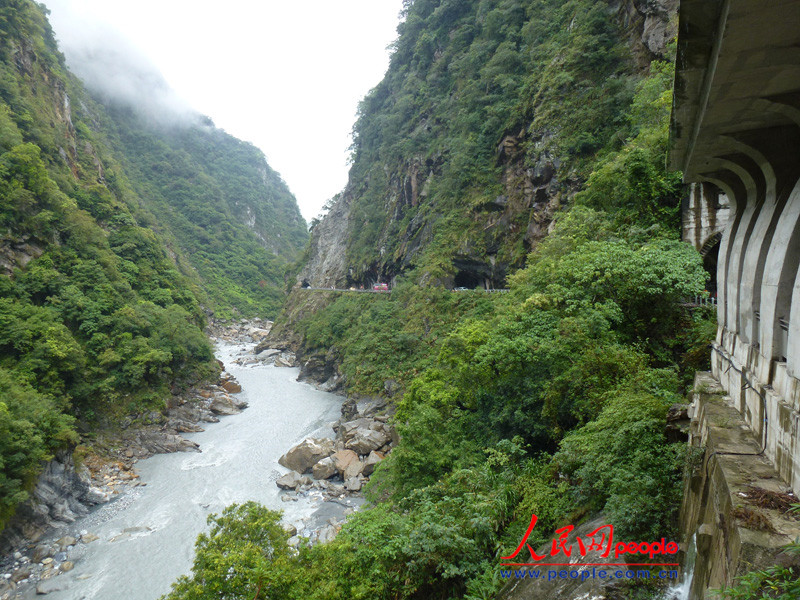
344 477 362 492
36 577 69 594
55 536 76 551
343 459 364 480
136 431 200 454
311 456 338 479
84 487 109 504
32 545 53 563
276 471 303 490
345 428 390 455
11 566 31 583
274 353 297 368
362 450 385 476
209 395 240 416
317 524 339 544
278 438 334 474
340 398 358 421
327 483 345 496
338 418 373 442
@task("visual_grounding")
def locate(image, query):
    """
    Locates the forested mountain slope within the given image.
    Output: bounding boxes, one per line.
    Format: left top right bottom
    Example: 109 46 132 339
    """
0 0 305 529
101 106 307 317
299 0 677 289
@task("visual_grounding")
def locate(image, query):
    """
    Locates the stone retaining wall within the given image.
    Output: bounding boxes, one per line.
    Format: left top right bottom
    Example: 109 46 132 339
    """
678 372 800 599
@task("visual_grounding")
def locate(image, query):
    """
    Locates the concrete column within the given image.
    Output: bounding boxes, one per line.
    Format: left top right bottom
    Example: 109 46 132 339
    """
760 182 800 371
709 170 762 339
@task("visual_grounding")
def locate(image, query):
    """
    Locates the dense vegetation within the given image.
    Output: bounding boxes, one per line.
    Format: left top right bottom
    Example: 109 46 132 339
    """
336 0 673 284
718 538 800 600
102 106 307 317
163 1 718 599
0 0 305 529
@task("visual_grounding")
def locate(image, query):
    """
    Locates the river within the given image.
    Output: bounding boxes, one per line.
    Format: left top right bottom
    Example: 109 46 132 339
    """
21 341 344 600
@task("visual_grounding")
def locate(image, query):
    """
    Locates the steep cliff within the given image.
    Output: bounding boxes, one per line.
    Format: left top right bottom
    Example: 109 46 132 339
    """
298 0 677 290
0 0 305 532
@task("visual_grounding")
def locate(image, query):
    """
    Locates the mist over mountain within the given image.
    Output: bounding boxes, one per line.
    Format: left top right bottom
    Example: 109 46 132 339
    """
41 1 309 316
44 0 198 126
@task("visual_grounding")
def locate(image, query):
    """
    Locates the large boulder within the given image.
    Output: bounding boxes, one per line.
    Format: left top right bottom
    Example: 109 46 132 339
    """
331 449 359 476
338 418 373 442
362 450 385 476
36 578 69 594
343 458 364 480
345 428 390 455
220 380 242 394
136 432 200 454
278 438 334 474
209 395 240 416
276 471 303 490
312 456 338 480
344 477 362 492
256 348 281 361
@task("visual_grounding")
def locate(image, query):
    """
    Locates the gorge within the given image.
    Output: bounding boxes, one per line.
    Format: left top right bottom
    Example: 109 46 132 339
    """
1 0 800 599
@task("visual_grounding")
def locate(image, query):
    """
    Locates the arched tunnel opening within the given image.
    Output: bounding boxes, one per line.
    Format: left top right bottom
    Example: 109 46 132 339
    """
454 270 484 289
701 234 721 297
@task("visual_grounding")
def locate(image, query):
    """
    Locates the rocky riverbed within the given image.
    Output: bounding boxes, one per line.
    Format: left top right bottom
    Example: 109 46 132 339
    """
0 319 361 600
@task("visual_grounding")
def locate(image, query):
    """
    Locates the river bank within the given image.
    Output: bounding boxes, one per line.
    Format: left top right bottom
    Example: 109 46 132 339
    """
0 321 355 600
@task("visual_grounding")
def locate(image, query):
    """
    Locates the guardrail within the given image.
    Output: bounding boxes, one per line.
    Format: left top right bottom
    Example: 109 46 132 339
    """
298 287 512 294
681 295 718 307
300 287 391 293
693 295 717 306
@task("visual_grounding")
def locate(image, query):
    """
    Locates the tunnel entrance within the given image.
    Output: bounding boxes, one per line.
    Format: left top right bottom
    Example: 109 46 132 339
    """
700 233 722 297
454 270 483 289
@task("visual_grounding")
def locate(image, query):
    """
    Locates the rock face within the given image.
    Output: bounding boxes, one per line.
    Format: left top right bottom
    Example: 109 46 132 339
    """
613 0 679 66
0 452 98 554
278 439 335 474
0 368 249 559
296 191 352 288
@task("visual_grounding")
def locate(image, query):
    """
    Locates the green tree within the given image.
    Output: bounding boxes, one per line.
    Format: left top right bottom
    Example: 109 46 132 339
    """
162 503 296 600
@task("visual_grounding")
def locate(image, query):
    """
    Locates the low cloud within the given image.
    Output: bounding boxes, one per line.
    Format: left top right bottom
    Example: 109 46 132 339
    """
44 0 200 127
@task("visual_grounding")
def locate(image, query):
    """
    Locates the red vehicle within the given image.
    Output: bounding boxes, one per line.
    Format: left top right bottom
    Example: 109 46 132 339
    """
373 283 389 292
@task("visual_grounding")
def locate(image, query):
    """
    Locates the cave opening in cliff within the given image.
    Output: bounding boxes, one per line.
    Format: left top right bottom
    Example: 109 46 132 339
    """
453 270 483 290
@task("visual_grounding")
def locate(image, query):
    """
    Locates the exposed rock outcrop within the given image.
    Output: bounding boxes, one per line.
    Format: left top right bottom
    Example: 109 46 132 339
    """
296 191 352 288
612 0 678 67
0 452 100 555
275 397 395 508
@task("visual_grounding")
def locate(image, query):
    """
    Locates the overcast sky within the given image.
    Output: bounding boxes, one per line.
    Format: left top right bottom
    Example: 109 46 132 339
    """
42 0 405 222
